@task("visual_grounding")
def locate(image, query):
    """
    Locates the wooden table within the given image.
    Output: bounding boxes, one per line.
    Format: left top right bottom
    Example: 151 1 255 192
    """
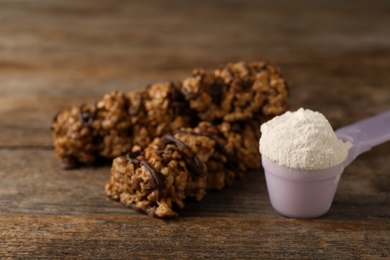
1 0 389 258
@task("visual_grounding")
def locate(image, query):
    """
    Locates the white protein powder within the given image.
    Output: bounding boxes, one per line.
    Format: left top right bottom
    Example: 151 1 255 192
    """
259 108 352 170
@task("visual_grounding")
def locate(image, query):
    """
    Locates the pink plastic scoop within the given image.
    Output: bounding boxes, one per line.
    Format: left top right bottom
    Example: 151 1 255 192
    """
262 110 390 218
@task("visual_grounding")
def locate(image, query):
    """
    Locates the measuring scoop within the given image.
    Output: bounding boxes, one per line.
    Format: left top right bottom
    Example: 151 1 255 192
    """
262 110 390 218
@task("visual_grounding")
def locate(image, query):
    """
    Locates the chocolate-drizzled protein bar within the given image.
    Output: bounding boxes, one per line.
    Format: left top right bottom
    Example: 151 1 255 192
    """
105 122 261 218
181 61 288 122
52 61 288 168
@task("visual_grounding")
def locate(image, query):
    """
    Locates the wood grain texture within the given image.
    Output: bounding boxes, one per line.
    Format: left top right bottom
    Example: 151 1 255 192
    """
1 215 388 259
0 0 389 258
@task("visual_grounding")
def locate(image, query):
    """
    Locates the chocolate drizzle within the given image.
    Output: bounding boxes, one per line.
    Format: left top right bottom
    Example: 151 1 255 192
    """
160 134 203 178
79 103 97 128
125 153 166 200
172 129 239 172
169 83 189 115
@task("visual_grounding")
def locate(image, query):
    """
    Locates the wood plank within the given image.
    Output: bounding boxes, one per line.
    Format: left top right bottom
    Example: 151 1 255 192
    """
0 0 389 79
1 214 388 259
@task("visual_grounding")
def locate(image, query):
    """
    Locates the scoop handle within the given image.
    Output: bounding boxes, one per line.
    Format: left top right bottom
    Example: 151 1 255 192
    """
335 110 390 167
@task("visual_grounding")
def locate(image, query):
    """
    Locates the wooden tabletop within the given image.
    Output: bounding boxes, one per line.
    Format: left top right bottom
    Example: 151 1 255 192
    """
1 0 389 258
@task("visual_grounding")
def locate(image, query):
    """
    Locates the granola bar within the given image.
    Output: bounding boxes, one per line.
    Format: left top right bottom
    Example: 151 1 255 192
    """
52 82 193 169
181 61 288 122
105 121 261 218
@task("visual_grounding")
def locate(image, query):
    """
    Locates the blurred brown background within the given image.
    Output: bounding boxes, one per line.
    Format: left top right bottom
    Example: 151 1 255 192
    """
0 0 389 258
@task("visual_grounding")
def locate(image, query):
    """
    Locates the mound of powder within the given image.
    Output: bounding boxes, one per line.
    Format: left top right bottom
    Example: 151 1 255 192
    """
259 108 352 170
